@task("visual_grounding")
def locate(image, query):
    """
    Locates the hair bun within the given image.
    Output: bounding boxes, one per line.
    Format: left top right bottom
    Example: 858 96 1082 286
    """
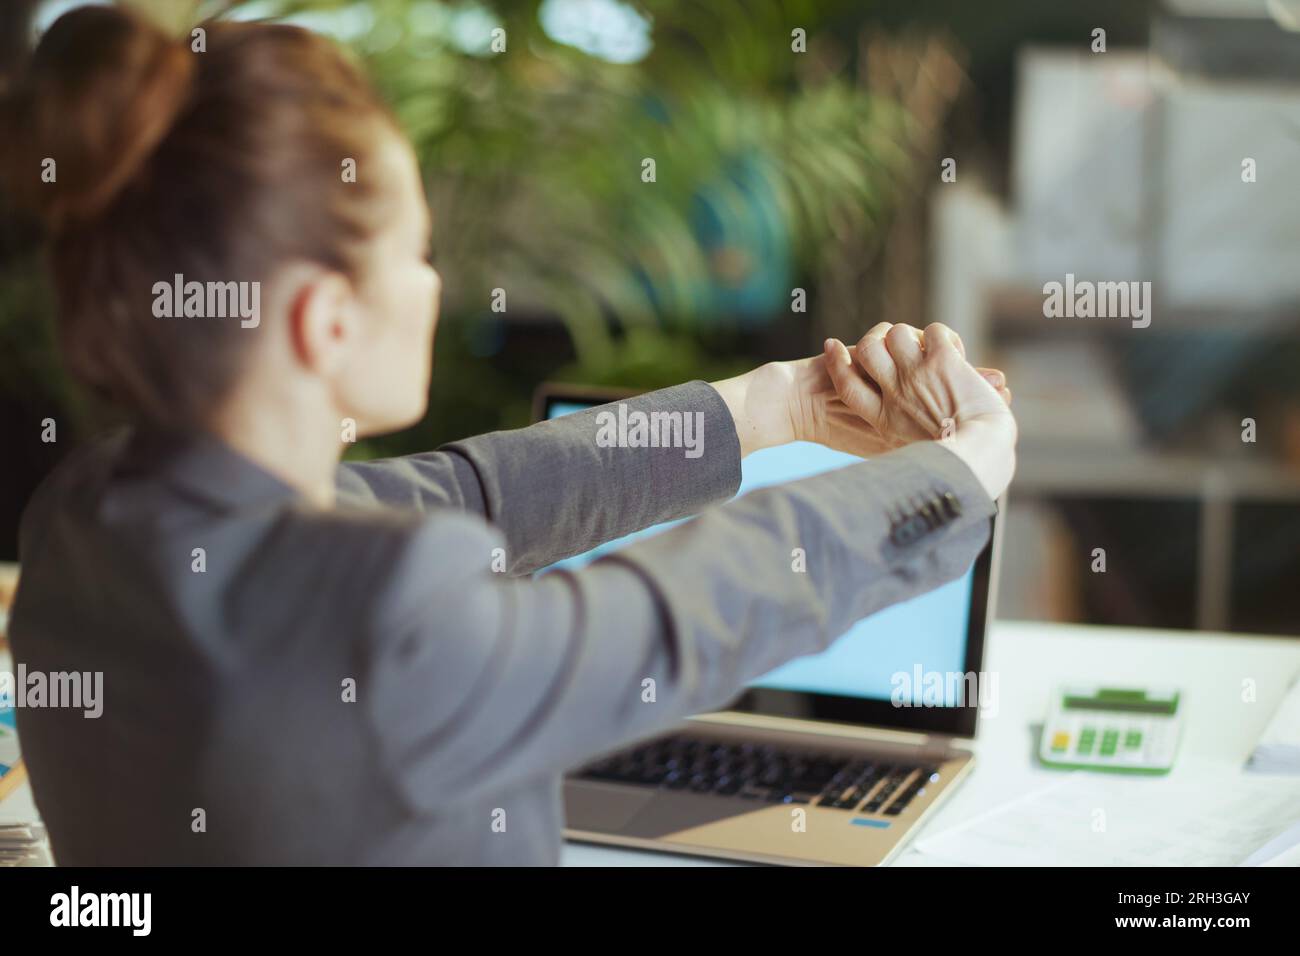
0 5 195 234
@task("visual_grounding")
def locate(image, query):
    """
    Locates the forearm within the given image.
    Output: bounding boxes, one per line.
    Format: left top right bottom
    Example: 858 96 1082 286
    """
341 381 743 574
610 439 997 712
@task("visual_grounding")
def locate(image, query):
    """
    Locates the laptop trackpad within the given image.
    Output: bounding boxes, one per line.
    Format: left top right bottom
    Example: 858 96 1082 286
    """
566 782 659 833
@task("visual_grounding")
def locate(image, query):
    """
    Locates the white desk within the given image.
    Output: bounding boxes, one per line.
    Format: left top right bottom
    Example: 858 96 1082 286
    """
4 621 1298 864
560 620 1300 866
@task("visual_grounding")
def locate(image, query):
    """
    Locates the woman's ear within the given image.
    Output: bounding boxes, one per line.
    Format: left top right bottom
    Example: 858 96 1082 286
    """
284 266 360 376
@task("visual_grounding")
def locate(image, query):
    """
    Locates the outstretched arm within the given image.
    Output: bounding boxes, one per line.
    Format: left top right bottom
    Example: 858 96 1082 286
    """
337 380 744 575
359 321 1018 808
338 323 1013 575
362 438 998 812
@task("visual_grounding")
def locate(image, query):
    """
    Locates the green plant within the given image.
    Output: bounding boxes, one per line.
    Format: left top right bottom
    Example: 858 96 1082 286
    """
2 0 952 455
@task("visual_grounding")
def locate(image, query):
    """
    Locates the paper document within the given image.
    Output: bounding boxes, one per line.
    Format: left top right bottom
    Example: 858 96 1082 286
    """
1246 671 1300 774
915 773 1300 866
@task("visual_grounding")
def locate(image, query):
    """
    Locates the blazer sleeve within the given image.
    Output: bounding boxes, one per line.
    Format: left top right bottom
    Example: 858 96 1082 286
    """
361 438 998 813
336 381 741 575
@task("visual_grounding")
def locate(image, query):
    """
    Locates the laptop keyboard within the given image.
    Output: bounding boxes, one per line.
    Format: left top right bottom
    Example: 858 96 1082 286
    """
575 734 941 817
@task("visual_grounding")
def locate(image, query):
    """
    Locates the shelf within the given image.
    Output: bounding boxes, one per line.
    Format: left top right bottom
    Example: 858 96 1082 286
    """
985 285 1300 337
1011 443 1300 500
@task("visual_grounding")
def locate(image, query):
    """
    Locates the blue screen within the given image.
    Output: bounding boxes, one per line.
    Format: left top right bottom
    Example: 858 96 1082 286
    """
544 400 975 704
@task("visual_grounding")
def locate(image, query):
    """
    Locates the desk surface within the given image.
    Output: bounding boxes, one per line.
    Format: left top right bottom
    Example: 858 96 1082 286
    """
4 621 1298 864
560 620 1300 866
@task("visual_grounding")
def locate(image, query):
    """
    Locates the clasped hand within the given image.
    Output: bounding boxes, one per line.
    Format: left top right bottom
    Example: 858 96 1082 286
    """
712 322 1018 500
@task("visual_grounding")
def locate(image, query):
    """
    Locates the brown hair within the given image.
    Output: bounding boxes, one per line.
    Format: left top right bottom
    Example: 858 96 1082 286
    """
0 5 396 427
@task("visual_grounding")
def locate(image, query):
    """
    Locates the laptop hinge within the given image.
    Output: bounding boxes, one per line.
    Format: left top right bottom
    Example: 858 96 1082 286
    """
920 735 957 763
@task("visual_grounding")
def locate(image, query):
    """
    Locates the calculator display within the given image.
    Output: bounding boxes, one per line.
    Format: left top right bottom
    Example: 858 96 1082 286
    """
1061 693 1178 716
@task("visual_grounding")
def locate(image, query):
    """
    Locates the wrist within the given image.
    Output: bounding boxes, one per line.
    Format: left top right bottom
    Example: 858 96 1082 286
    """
943 415 1018 501
708 361 800 458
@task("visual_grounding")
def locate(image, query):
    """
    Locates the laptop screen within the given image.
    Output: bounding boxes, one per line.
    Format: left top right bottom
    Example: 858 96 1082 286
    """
543 398 981 710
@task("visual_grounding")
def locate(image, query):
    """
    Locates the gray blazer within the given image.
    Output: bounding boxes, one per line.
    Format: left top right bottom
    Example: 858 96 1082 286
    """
9 381 994 864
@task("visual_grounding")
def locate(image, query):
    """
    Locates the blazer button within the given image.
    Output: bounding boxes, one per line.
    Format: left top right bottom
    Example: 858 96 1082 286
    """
890 514 924 547
891 490 963 548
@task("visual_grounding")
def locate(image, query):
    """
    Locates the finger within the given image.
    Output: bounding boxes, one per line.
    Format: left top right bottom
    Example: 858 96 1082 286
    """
853 329 898 391
884 323 924 367
976 367 1006 390
877 323 923 351
998 386 1012 406
823 338 883 423
852 322 893 357
922 322 963 360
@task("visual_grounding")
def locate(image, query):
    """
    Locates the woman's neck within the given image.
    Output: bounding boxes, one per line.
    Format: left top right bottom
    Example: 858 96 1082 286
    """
206 387 344 509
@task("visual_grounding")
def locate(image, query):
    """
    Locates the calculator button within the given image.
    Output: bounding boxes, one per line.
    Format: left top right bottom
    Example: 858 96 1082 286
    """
1125 730 1143 749
1051 732 1070 752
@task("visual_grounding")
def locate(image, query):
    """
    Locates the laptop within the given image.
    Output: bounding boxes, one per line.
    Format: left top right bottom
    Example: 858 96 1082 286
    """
535 384 1002 866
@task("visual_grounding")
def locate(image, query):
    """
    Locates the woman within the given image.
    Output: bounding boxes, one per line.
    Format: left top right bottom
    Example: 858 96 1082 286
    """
1 6 1016 865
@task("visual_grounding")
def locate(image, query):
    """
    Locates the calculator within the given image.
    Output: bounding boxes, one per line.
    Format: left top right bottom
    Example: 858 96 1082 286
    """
1039 686 1182 774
